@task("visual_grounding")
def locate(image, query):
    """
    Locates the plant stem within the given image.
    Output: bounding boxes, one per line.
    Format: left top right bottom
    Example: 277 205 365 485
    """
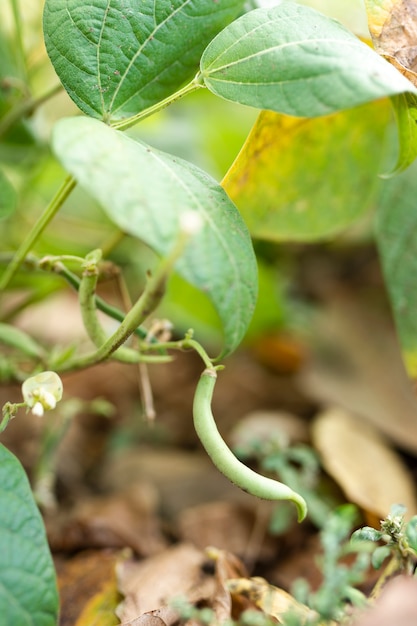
59 233 189 372
0 83 62 139
91 244 176 358
0 175 76 291
142 335 214 369
77 250 157 365
10 0 28 83
112 74 205 131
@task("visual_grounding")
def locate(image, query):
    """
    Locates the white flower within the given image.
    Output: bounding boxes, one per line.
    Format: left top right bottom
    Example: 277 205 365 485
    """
22 371 63 417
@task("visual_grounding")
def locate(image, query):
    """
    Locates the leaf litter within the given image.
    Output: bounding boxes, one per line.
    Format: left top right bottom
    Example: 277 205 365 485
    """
4 244 417 626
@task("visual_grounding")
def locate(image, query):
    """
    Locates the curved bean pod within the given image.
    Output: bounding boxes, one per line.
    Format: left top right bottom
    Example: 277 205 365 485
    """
193 368 307 522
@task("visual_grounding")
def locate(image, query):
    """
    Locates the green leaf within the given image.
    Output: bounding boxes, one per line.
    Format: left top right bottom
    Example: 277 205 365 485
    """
351 527 382 543
375 161 417 375
200 4 417 117
0 168 17 219
223 100 390 241
0 444 59 626
52 116 257 357
371 545 391 569
386 93 417 176
406 516 417 554
0 323 46 359
43 0 245 122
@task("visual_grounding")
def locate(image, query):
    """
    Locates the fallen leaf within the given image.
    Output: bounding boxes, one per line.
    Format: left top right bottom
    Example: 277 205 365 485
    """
312 408 417 518
227 577 326 625
74 578 121 626
365 0 417 86
178 501 277 562
206 547 249 624
116 543 212 624
56 550 123 626
46 483 167 556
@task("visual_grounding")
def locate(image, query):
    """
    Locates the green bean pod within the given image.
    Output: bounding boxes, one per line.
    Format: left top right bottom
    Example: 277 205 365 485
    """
193 368 307 522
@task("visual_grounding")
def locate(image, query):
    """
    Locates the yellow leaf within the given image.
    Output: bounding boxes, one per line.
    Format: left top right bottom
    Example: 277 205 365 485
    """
74 578 121 626
222 101 390 242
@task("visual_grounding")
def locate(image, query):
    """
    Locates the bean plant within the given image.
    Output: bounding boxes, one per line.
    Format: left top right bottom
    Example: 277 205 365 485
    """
1 1 417 624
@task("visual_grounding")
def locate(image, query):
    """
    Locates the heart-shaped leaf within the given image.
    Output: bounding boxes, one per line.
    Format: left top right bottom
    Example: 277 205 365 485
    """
52 116 257 357
43 0 245 122
200 3 417 117
0 443 59 626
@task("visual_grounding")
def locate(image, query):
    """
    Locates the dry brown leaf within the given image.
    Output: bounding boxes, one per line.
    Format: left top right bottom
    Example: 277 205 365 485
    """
46 483 167 556
206 547 249 623
116 543 212 624
312 408 417 518
120 612 167 626
365 0 417 86
56 550 123 626
227 577 326 625
74 578 121 626
178 500 276 562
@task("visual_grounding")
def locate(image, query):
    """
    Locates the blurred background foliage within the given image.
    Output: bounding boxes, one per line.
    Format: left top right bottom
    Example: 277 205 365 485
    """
0 0 374 355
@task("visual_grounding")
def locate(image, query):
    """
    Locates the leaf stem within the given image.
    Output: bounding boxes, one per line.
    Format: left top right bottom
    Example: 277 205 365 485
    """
9 0 28 83
58 231 189 372
0 83 63 139
77 249 159 365
0 175 76 291
112 74 205 131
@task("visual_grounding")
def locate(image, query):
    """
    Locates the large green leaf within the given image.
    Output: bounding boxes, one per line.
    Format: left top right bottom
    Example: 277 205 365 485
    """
43 0 245 122
222 100 390 241
52 116 257 356
0 444 59 626
200 4 417 117
375 161 417 376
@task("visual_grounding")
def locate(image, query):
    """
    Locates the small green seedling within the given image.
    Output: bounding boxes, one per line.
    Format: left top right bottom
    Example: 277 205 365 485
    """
352 504 417 588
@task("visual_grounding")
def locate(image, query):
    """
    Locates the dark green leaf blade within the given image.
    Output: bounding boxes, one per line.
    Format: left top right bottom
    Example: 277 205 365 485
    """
375 161 417 375
52 116 257 356
201 4 417 117
0 444 59 626
43 0 245 122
